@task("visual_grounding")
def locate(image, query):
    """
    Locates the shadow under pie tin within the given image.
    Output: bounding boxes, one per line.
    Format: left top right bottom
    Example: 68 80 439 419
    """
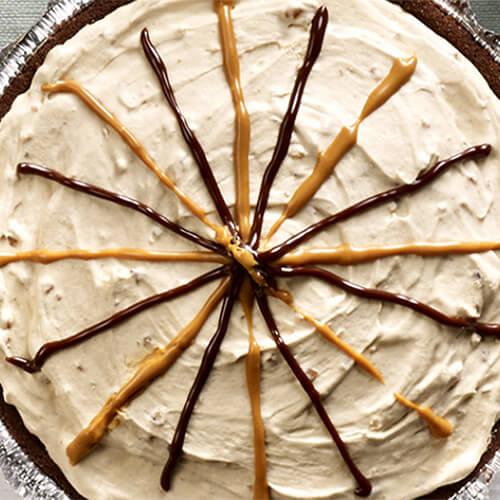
0 0 499 499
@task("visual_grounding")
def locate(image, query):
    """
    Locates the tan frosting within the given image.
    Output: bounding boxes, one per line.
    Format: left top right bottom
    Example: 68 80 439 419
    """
1 0 500 499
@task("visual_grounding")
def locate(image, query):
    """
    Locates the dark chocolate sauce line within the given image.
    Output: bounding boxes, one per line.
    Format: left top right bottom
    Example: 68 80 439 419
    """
254 290 371 497
275 265 500 338
141 28 237 235
6 266 229 373
260 144 492 261
249 6 328 249
161 270 243 491
17 163 223 254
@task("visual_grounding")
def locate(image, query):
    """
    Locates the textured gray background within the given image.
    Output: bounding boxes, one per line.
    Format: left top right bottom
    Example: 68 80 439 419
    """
471 0 500 32
0 0 499 48
0 0 499 499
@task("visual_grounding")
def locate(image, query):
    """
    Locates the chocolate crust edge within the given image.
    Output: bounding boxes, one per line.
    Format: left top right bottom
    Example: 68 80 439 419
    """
0 0 133 121
391 0 500 98
0 0 499 499
0 386 86 500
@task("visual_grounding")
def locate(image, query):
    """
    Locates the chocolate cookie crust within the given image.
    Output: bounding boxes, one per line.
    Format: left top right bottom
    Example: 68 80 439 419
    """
0 387 85 499
391 0 500 97
0 1 499 499
0 0 133 120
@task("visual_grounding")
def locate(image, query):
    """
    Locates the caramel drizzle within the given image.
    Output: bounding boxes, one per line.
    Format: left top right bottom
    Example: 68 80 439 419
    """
6 266 229 373
0 249 228 267
17 163 223 254
270 290 453 440
215 225 266 286
162 271 243 491
277 241 500 266
394 393 453 438
215 0 251 240
274 266 500 338
272 290 454 440
240 278 270 500
42 81 217 232
261 144 492 262
67 278 230 466
271 290 384 383
250 6 328 249
255 291 372 497
140 29 237 235
264 56 418 244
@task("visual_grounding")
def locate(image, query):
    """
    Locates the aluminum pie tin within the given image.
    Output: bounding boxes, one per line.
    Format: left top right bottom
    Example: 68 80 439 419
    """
0 0 499 498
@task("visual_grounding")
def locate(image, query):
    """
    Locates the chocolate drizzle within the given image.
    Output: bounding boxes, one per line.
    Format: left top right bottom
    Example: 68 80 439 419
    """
6 266 229 373
140 28 237 235
274 266 500 338
255 291 372 497
260 144 492 261
17 163 223 254
5 3 500 499
162 270 243 491
250 5 328 249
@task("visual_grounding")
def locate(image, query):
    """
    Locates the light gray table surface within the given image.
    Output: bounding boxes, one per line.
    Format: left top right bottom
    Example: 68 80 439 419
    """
0 0 500 499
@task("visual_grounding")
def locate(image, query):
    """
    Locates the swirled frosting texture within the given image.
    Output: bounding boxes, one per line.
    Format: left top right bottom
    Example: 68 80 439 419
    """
0 0 500 498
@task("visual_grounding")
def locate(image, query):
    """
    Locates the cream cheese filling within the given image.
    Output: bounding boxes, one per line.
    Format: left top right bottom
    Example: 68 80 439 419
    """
0 0 500 499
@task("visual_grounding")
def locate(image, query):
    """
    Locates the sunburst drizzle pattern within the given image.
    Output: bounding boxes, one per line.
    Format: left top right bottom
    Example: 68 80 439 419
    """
4 2 499 498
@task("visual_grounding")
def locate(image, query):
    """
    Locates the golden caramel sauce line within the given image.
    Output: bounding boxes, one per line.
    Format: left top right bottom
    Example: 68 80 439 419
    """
42 81 218 232
272 289 452 438
277 241 500 266
66 278 230 465
269 288 384 383
264 56 418 244
239 278 270 500
394 393 453 438
216 226 265 285
0 249 229 267
215 0 251 240
215 4 266 492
